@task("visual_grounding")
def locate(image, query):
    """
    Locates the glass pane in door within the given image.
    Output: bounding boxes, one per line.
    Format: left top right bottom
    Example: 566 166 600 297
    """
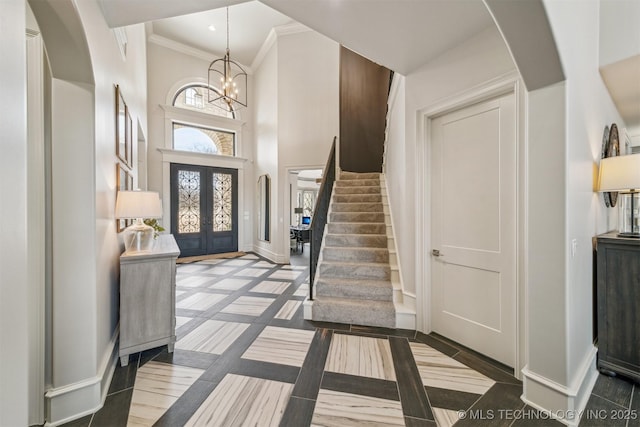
177 170 200 233
212 172 233 232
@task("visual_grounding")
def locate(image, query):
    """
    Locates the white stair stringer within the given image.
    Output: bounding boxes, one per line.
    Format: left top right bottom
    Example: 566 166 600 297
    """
380 173 417 330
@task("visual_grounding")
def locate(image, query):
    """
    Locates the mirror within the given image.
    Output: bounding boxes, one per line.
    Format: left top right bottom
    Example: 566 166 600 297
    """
257 175 270 242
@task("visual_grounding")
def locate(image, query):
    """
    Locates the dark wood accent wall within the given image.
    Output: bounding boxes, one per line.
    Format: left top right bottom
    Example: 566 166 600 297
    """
339 46 391 173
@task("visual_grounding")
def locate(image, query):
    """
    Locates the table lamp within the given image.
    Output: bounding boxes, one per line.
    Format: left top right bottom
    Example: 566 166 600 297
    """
597 153 640 237
116 190 163 251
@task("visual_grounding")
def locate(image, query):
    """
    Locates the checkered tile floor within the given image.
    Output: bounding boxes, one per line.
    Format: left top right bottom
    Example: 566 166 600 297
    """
67 252 630 427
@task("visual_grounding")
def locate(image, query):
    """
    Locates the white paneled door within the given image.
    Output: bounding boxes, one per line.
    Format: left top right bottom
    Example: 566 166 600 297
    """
430 92 516 366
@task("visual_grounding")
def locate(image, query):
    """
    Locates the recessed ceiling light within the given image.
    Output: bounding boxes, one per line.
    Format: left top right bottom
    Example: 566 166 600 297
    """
208 24 216 32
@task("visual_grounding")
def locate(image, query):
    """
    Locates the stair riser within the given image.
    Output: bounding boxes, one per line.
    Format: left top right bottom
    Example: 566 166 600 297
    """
331 203 383 213
323 247 389 263
315 283 393 301
340 172 381 180
325 234 387 248
333 194 382 203
319 263 390 280
335 179 380 187
312 301 395 328
327 223 386 235
334 186 381 195
330 212 384 223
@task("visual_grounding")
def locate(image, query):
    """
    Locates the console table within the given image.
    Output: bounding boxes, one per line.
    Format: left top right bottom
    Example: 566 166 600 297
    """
596 232 640 383
119 234 180 366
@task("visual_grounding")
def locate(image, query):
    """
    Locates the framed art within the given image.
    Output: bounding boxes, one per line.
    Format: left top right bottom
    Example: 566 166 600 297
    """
116 85 131 168
116 163 133 232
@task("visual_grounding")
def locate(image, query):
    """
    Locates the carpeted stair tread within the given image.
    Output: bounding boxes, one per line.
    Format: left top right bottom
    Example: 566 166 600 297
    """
340 172 381 180
329 212 385 223
311 297 395 328
323 246 389 263
335 179 380 187
332 202 383 213
325 234 387 248
334 186 381 195
319 261 390 280
333 194 382 203
315 277 393 301
327 223 386 234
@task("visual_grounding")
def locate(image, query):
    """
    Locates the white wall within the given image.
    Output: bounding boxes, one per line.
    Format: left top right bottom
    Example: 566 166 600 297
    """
546 0 624 402
385 26 516 297
253 42 279 259
0 0 29 424
252 28 339 262
26 0 149 422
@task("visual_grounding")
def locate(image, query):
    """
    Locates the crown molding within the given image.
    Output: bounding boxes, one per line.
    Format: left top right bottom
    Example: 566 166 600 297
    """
148 33 254 74
251 22 311 70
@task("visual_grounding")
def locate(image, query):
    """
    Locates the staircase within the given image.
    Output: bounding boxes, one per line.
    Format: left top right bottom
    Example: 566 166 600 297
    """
311 171 396 328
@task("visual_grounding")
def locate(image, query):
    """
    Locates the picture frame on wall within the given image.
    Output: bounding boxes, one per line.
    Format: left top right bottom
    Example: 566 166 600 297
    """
116 163 133 232
116 85 132 168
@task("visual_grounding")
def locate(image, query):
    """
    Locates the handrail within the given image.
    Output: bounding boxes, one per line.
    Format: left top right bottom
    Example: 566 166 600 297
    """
309 137 337 298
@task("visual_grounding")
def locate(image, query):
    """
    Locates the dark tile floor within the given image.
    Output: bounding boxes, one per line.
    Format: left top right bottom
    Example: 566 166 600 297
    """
60 248 638 426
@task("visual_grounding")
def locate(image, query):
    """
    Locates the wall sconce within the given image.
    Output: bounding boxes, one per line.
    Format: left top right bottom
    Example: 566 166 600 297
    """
598 153 640 237
116 190 163 251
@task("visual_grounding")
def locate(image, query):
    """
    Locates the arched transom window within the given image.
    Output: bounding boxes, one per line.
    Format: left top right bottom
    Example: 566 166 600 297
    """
173 84 235 119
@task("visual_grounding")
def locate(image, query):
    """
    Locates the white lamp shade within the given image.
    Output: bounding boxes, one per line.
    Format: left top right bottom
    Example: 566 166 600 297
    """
115 191 163 219
597 154 640 193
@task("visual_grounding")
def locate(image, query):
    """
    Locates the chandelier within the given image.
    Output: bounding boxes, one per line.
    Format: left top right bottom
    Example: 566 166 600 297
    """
207 7 247 113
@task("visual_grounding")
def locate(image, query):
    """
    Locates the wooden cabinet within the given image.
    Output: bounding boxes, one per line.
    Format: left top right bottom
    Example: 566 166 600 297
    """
119 234 180 366
596 232 640 383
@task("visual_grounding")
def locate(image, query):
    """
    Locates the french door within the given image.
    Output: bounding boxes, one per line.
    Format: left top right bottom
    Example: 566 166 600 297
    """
170 163 238 257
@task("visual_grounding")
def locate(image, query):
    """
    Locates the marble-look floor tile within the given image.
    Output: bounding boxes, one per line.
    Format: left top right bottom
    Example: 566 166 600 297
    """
176 264 208 273
176 275 214 288
202 266 236 275
269 269 301 280
325 333 396 381
127 361 204 426
431 407 461 427
242 326 315 367
240 254 259 259
208 278 252 291
175 290 186 297
184 374 292 427
175 316 191 328
224 259 254 266
274 300 302 320
176 292 226 311
311 388 405 426
221 296 275 317
237 267 269 277
294 283 309 297
176 320 249 355
253 261 275 268
409 342 495 395
250 280 291 295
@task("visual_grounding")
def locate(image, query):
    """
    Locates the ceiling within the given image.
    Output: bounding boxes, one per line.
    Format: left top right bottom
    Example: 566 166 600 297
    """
149 2 293 67
100 0 495 76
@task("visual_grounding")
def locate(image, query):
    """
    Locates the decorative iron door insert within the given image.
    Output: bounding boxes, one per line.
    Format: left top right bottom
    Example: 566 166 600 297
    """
170 163 238 257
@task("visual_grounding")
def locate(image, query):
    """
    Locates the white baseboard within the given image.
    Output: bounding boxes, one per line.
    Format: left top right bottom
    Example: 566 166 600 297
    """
252 245 280 264
521 346 598 426
45 326 119 426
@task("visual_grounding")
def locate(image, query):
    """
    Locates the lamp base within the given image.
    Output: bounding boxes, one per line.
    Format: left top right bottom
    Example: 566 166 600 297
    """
617 232 640 239
123 219 155 252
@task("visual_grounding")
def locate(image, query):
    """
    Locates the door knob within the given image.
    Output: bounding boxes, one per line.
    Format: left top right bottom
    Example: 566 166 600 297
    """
432 249 442 257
